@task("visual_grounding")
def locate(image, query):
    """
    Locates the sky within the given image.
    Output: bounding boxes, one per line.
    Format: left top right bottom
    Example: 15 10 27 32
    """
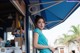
42 6 80 46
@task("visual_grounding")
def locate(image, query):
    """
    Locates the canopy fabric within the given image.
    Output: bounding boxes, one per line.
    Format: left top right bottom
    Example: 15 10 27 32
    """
26 0 80 29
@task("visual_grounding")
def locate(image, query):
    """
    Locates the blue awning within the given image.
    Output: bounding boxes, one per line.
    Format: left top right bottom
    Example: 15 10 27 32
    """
26 0 80 29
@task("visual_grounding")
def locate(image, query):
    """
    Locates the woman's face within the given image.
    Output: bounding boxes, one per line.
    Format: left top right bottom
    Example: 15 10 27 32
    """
36 19 45 30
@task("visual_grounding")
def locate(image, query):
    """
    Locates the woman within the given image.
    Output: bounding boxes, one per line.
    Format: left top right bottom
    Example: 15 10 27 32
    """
33 15 55 53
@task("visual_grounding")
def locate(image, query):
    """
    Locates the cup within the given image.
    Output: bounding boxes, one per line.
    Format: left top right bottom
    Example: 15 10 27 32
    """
15 42 18 47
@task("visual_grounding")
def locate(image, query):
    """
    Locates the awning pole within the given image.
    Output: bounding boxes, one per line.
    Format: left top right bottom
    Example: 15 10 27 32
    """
28 1 63 15
28 1 63 6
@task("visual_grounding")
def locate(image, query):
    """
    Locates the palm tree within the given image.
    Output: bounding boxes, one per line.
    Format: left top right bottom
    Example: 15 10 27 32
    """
69 25 80 52
54 34 73 45
54 34 68 45
54 34 76 53
54 25 80 53
69 25 80 45
69 25 80 37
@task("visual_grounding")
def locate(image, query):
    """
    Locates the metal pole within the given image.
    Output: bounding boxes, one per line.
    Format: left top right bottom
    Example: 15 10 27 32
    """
25 4 30 53
28 1 63 15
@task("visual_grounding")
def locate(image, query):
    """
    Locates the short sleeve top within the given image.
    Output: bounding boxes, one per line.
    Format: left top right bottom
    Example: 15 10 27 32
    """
33 28 51 53
33 28 48 45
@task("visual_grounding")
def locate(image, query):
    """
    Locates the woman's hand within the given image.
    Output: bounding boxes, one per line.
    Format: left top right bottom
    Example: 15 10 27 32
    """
49 47 55 53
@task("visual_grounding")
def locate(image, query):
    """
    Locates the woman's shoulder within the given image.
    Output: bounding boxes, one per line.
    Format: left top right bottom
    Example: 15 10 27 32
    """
33 28 40 33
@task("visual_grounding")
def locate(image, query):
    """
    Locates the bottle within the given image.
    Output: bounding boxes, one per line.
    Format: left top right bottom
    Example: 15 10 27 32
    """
15 41 18 47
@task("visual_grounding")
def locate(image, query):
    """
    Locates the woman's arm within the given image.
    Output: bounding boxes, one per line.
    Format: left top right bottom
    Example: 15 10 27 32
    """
33 32 49 49
33 32 55 52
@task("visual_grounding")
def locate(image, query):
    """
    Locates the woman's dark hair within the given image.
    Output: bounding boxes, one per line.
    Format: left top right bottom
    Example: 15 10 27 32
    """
34 15 45 27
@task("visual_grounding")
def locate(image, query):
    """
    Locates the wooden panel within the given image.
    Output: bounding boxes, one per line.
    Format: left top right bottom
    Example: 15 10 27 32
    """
10 0 26 16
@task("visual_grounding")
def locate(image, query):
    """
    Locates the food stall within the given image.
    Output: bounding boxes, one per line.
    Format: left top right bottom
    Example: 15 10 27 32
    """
0 0 26 53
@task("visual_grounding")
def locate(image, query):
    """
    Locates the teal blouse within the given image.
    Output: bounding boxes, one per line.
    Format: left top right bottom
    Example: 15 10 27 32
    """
33 28 51 53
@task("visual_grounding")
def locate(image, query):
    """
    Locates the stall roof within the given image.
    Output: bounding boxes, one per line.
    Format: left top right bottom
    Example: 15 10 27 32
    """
0 0 16 28
0 0 25 29
26 0 80 29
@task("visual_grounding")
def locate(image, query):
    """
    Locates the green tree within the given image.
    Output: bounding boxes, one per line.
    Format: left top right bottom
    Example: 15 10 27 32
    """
54 34 75 53
69 25 80 45
54 25 80 53
69 25 80 37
